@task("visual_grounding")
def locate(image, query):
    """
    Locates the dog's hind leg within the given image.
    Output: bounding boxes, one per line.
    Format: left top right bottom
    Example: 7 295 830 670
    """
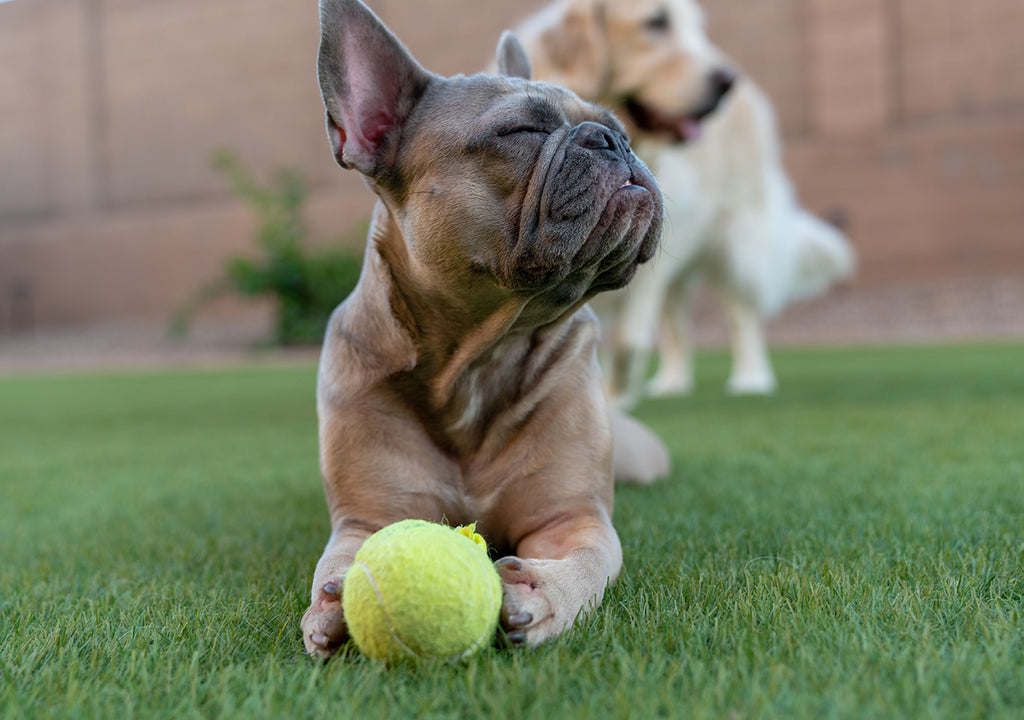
647 275 698 397
605 261 676 408
722 292 776 394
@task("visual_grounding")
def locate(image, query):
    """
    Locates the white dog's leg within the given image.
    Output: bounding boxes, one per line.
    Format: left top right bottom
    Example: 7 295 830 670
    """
606 262 675 408
647 277 697 396
723 293 776 395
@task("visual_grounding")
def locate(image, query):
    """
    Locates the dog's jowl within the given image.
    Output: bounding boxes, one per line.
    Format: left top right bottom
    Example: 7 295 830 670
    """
301 0 669 660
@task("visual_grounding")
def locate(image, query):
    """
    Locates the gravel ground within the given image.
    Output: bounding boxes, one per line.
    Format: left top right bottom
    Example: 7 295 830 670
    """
1 274 1022 376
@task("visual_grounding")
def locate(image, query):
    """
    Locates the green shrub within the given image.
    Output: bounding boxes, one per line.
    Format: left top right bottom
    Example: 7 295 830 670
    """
172 150 363 346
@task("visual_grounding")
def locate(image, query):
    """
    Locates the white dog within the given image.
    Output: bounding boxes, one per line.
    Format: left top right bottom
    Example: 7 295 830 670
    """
515 0 855 403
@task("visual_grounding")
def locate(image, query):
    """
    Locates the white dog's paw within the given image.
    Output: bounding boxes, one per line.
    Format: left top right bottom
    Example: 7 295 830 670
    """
495 557 568 647
726 370 777 395
646 371 694 397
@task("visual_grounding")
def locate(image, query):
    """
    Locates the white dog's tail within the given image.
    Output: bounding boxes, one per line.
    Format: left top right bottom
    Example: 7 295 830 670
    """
785 211 856 304
610 408 671 485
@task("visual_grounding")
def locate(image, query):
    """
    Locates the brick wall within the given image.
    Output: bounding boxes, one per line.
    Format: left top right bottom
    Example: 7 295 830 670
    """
703 0 1024 284
1 0 1022 332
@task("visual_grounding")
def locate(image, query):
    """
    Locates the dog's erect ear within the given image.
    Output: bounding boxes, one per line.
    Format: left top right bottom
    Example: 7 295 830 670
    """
496 31 532 80
317 0 433 176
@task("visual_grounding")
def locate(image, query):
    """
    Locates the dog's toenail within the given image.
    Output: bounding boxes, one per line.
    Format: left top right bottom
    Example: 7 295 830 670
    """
312 633 329 646
509 611 532 627
497 557 522 571
507 631 527 645
323 582 339 596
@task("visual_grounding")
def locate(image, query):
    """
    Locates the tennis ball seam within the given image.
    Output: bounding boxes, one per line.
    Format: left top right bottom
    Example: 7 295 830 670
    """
345 520 504 662
353 559 419 659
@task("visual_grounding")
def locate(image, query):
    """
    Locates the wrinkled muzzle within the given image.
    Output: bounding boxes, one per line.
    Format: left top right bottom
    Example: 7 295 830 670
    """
501 121 662 304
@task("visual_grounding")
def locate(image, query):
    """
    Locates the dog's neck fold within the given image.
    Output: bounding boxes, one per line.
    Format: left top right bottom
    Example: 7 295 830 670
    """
362 200 595 454
371 202 525 401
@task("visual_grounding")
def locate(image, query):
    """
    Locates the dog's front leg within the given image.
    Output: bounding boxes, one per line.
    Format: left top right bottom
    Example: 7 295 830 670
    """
497 511 622 646
301 523 375 660
606 260 678 410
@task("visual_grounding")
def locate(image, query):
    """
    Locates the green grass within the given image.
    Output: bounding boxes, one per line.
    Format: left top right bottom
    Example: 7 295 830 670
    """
2 344 1022 719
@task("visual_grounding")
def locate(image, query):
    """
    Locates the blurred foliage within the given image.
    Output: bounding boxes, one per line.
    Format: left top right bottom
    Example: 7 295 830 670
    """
172 150 363 346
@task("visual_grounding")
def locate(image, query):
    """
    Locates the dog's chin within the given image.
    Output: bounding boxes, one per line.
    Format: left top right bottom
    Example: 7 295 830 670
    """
624 97 715 144
556 178 662 302
603 178 661 265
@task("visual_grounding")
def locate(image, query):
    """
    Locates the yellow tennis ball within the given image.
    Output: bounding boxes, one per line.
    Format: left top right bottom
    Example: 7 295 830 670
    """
342 519 502 662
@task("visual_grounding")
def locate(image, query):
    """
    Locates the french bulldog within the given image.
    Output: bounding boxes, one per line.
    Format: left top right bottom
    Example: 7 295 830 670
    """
301 0 668 660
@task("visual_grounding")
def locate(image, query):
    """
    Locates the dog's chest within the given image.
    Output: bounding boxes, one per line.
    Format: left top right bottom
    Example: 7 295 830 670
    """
436 313 598 457
443 343 526 442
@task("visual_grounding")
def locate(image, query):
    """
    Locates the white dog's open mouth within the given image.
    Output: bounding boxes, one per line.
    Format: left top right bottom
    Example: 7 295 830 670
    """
623 67 737 144
624 98 713 143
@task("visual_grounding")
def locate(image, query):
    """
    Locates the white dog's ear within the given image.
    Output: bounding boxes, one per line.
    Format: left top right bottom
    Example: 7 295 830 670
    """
317 0 433 176
496 31 532 80
530 0 609 99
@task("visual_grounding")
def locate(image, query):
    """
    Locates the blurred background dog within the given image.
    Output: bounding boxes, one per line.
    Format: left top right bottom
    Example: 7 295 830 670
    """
515 0 855 404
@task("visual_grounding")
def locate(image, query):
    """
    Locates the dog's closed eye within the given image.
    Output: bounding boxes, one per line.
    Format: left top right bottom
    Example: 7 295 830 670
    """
644 8 671 33
496 126 553 137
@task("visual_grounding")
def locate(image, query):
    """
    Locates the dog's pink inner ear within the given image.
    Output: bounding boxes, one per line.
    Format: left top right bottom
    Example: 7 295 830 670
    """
331 103 399 169
318 0 431 174
328 117 345 151
326 116 353 169
358 109 398 146
328 31 410 170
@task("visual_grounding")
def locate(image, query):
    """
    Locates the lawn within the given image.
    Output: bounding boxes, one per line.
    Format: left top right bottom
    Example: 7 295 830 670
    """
1 344 1022 719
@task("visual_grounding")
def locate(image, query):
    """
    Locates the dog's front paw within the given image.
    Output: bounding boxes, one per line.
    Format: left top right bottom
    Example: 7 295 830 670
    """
495 557 566 647
300 578 348 661
726 368 777 395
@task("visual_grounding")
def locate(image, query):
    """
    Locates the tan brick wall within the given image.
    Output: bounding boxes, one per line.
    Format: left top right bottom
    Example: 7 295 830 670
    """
702 0 810 135
788 114 1024 282
896 0 1024 122
1 0 1022 332
98 0 325 207
0 0 96 221
805 0 891 135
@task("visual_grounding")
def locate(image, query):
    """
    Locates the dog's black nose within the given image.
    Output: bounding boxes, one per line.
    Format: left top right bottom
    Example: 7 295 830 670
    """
572 121 628 156
709 67 737 101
